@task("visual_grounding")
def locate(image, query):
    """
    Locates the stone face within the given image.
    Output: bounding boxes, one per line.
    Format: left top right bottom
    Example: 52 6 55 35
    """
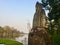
33 2 46 28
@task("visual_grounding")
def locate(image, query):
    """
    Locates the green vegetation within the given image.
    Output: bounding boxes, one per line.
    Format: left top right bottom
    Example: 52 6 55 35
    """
0 26 21 39
42 0 60 45
47 29 60 45
0 39 23 45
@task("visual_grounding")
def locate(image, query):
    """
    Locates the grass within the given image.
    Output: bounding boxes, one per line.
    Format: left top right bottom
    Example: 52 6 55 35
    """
0 39 23 45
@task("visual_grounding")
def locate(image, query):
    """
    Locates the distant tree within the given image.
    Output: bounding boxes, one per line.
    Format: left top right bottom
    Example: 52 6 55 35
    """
0 26 22 39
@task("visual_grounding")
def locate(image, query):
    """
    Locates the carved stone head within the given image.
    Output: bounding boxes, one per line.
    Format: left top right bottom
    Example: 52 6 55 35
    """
36 1 42 12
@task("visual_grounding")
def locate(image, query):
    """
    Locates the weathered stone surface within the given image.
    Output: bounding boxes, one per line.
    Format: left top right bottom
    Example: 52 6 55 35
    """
33 1 46 28
28 1 51 45
28 27 51 45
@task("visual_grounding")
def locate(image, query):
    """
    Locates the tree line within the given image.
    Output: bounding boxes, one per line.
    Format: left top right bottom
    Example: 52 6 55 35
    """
0 26 24 39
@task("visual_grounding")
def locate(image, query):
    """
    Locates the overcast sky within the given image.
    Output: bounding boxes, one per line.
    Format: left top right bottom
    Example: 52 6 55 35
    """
0 0 42 33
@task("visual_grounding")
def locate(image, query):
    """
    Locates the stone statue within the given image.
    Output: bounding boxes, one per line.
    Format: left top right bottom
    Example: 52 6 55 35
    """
33 1 46 28
28 1 51 45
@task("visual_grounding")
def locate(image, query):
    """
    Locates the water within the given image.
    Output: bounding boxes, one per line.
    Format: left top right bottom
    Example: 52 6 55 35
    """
0 44 5 45
16 33 28 45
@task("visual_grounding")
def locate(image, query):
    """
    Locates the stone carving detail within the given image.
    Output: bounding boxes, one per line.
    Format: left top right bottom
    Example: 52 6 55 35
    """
28 1 51 45
28 27 51 45
33 1 46 28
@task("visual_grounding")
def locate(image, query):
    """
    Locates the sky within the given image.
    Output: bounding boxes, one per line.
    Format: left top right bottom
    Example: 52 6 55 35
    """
0 0 42 33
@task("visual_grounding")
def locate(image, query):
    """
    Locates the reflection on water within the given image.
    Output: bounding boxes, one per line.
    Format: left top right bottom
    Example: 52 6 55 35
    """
16 33 28 45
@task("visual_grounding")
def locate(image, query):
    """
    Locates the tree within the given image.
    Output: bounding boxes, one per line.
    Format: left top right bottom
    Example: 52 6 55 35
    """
41 0 60 45
42 0 60 26
0 26 21 39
